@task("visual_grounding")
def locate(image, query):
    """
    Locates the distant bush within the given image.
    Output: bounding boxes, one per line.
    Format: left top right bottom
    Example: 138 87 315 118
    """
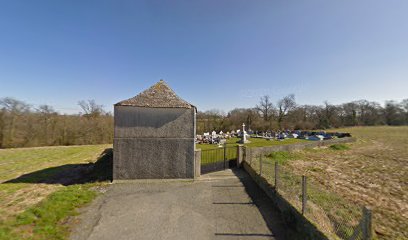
329 144 350 150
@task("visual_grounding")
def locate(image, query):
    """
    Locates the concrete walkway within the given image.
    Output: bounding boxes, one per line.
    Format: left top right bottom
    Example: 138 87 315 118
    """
71 169 288 240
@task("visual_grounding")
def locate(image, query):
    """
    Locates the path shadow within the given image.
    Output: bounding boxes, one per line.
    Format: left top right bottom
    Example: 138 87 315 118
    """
212 168 297 240
3 148 113 186
201 159 237 174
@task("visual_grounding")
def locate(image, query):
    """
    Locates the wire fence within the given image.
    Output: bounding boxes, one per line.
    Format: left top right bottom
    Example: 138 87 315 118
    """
249 153 372 240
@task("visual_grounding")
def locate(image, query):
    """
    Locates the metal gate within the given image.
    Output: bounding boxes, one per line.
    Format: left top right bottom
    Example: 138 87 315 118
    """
200 145 237 174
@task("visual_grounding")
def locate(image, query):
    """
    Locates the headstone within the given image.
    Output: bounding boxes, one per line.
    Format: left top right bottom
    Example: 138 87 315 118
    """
239 123 251 144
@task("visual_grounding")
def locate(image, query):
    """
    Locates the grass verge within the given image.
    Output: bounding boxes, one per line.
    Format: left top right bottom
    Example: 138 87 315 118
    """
0 184 98 240
0 144 112 240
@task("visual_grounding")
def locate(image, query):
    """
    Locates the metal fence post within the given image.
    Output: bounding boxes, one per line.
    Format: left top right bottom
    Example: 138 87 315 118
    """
302 176 307 215
362 207 372 240
274 161 279 190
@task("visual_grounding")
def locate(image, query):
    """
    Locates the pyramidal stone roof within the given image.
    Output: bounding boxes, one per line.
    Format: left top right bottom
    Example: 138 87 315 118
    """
115 80 195 109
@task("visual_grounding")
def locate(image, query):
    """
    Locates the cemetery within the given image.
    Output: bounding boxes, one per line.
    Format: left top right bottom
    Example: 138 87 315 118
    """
196 125 352 148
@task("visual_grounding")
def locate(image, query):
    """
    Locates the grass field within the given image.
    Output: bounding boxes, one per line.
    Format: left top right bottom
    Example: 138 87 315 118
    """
196 137 307 150
251 126 407 240
1 127 406 239
0 144 112 240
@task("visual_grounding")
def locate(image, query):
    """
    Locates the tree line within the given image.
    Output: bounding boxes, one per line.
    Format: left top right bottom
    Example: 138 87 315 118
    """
1 95 407 148
0 98 113 148
197 95 408 134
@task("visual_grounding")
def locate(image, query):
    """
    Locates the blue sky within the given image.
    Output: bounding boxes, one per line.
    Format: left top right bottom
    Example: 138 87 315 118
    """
0 0 407 113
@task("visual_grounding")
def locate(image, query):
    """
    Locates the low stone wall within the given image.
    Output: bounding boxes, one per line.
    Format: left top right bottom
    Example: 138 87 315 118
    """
242 161 329 240
247 137 356 160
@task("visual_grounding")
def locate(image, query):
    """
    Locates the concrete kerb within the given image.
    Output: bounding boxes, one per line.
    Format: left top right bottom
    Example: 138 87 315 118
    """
112 178 195 184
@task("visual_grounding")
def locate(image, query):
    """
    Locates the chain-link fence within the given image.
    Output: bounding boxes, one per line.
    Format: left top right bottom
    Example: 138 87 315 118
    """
249 153 372 240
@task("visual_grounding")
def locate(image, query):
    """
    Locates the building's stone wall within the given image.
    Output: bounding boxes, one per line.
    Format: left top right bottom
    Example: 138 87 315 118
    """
113 106 196 180
114 106 195 138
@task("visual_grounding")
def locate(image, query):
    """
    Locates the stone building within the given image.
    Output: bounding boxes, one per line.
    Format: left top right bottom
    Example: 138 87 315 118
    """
113 80 197 180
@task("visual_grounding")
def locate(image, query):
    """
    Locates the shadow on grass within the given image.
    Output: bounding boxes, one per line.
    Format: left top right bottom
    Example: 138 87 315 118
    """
3 148 113 186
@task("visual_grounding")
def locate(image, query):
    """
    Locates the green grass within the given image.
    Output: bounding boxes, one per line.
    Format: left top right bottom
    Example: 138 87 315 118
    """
198 138 307 165
0 145 111 183
265 151 298 165
0 185 97 240
200 146 238 165
196 137 307 150
0 144 112 240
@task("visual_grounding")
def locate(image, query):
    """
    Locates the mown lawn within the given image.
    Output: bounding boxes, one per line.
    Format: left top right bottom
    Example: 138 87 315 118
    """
0 144 112 240
196 137 307 150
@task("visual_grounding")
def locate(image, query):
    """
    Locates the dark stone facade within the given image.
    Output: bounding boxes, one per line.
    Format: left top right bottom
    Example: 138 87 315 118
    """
113 81 196 180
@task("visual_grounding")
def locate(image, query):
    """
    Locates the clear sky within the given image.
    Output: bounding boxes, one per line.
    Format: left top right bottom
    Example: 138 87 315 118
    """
0 0 407 113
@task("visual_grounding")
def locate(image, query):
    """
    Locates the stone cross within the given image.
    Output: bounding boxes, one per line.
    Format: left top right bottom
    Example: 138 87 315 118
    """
242 123 247 142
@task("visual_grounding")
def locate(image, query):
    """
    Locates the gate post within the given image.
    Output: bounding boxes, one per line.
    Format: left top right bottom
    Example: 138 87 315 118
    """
194 149 201 179
237 145 244 167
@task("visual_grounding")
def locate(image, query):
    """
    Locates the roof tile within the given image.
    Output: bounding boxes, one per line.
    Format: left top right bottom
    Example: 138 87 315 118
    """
115 80 195 109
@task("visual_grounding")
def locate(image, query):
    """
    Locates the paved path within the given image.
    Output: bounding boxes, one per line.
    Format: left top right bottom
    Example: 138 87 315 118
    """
71 169 289 240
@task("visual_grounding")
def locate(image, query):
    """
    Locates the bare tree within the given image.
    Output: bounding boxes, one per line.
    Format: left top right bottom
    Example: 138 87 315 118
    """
196 109 226 133
0 98 30 146
36 105 57 145
0 97 30 113
289 105 317 129
340 102 359 126
78 100 104 118
276 94 296 129
226 108 259 131
256 95 274 121
323 101 339 128
37 104 55 115
384 101 404 125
